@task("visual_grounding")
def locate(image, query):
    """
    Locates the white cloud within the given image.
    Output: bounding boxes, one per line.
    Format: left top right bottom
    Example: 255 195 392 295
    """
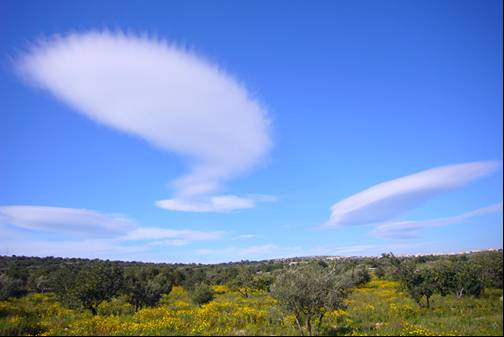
230 234 257 240
0 205 225 258
322 161 500 228
372 203 503 239
144 239 190 247
120 227 225 241
0 237 147 260
17 31 271 212
0 205 134 237
156 195 256 212
241 244 278 255
156 194 276 212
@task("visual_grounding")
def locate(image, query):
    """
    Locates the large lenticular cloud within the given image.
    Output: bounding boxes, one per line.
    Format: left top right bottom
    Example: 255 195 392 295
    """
321 161 500 228
17 31 271 212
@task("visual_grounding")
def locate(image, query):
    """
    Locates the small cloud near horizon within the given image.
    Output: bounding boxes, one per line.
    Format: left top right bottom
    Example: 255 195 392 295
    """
371 202 503 239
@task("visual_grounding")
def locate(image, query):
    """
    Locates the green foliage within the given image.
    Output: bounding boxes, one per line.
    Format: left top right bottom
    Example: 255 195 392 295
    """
374 264 386 278
470 250 503 288
404 265 438 308
0 274 25 300
55 262 124 314
29 274 53 293
0 274 502 336
352 267 372 286
125 270 173 311
453 263 484 298
345 279 503 336
0 251 501 335
251 273 274 292
180 268 207 289
393 254 487 308
0 311 44 336
228 266 275 297
271 264 350 336
228 266 255 298
189 283 214 306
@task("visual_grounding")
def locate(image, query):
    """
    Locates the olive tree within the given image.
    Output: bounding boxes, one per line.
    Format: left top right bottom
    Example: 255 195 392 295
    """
0 273 25 300
55 263 124 315
229 266 255 298
435 260 484 298
125 271 173 311
229 266 274 297
392 258 439 308
271 264 351 336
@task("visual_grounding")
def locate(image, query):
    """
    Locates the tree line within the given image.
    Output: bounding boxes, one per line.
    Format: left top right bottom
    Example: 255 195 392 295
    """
0 250 502 336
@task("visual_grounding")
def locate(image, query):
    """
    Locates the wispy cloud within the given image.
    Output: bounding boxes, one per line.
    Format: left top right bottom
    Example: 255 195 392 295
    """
157 195 254 213
0 237 147 260
372 203 503 239
0 205 226 258
120 227 225 242
321 161 500 228
0 205 134 237
230 234 258 240
17 31 272 212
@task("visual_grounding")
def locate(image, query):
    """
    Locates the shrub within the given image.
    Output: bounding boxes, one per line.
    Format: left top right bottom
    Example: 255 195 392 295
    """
353 267 372 286
125 271 173 311
190 283 214 306
0 274 25 300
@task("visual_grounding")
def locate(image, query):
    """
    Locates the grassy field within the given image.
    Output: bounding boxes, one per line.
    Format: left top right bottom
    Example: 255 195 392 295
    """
0 279 502 336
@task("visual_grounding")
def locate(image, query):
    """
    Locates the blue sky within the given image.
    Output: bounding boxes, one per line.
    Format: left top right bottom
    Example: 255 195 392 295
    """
0 0 502 263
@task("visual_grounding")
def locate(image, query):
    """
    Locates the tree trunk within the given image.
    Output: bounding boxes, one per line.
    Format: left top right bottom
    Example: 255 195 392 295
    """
426 295 430 308
89 306 97 315
294 316 304 336
315 313 324 336
305 318 312 336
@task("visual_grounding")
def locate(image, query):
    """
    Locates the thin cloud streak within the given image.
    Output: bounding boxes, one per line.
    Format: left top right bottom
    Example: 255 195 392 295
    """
0 205 226 255
372 203 503 239
156 194 277 213
120 227 225 242
0 205 135 237
230 234 258 240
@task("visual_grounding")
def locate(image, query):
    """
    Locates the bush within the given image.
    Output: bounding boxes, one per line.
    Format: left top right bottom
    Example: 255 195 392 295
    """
125 271 173 311
353 268 372 286
0 274 25 300
374 265 386 278
189 283 214 306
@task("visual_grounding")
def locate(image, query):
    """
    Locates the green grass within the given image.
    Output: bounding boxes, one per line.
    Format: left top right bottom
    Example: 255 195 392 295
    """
343 279 503 336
